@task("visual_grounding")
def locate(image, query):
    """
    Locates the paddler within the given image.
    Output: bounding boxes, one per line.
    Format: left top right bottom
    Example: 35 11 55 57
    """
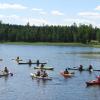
16 56 20 63
41 64 44 69
16 56 19 60
4 67 9 74
64 68 69 74
88 65 93 72
78 65 83 71
29 59 32 64
36 60 40 66
36 70 41 76
42 70 48 77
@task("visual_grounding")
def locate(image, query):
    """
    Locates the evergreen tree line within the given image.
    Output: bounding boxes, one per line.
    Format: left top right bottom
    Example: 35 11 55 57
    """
0 22 100 43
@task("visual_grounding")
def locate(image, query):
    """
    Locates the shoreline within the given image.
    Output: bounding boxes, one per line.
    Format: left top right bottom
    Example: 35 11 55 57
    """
0 42 100 47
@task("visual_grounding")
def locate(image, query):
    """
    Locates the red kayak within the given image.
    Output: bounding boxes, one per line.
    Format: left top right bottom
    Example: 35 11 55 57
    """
60 72 74 78
86 80 100 86
86 75 100 86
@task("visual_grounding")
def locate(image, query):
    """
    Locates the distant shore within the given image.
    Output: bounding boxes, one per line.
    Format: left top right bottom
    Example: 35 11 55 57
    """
0 42 100 47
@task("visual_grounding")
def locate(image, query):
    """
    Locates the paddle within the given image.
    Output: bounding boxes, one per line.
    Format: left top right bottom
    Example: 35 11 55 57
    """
73 67 77 68
68 67 79 70
9 72 13 76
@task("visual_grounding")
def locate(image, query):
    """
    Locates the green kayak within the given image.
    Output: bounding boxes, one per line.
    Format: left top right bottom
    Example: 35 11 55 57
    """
18 62 47 65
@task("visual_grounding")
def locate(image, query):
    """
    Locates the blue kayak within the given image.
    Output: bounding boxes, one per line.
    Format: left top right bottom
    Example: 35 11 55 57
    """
68 67 100 72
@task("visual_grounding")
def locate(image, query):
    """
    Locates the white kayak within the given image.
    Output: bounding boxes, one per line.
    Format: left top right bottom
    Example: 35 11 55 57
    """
0 71 13 77
30 73 52 80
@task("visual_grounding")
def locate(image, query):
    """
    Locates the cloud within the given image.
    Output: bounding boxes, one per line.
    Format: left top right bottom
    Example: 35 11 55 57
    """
39 11 47 15
0 14 19 19
51 10 64 16
78 12 100 16
0 14 48 25
0 3 27 10
95 6 100 11
0 14 99 27
0 15 5 18
78 12 100 19
32 8 47 15
32 8 43 11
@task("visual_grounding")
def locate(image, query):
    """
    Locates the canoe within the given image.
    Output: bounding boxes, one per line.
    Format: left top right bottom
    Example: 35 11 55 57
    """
68 67 100 72
34 66 54 70
18 62 47 65
60 72 74 78
30 73 52 80
86 80 100 86
0 72 13 77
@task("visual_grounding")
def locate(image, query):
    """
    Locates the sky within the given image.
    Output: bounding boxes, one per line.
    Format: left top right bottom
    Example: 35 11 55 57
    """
0 0 100 27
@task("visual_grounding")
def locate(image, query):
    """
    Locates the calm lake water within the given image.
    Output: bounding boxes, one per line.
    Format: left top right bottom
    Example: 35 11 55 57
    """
0 44 100 100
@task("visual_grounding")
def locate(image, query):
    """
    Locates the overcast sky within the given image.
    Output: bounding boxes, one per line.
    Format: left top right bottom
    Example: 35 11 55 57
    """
0 0 100 27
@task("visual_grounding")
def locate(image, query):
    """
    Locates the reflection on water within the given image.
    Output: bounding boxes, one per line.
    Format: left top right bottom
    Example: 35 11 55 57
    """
32 78 52 86
0 76 9 81
66 51 100 59
66 51 100 54
81 54 100 59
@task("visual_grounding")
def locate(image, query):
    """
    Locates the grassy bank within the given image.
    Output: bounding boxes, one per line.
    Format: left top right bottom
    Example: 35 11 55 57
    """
88 44 100 48
0 42 87 46
0 42 100 47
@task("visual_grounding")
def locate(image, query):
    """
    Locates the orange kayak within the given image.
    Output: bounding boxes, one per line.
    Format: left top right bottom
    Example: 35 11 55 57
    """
60 72 74 78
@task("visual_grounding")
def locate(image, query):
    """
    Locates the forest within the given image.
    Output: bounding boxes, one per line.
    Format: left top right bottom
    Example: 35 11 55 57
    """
0 21 100 44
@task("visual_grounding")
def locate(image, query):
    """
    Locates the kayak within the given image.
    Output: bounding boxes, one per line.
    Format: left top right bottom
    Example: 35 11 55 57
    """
30 73 52 80
12 58 22 61
60 72 74 78
86 80 100 86
68 67 100 72
34 66 54 70
18 62 47 65
16 59 23 61
0 72 13 77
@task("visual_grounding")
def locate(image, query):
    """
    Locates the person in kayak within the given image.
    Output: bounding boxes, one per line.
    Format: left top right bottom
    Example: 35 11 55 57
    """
29 59 32 64
16 56 19 60
36 60 40 66
88 65 93 72
42 70 48 77
36 70 41 76
4 67 9 74
78 65 83 71
41 64 44 69
64 68 69 74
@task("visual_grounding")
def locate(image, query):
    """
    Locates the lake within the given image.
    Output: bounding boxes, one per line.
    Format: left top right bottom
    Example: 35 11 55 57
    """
0 44 100 100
